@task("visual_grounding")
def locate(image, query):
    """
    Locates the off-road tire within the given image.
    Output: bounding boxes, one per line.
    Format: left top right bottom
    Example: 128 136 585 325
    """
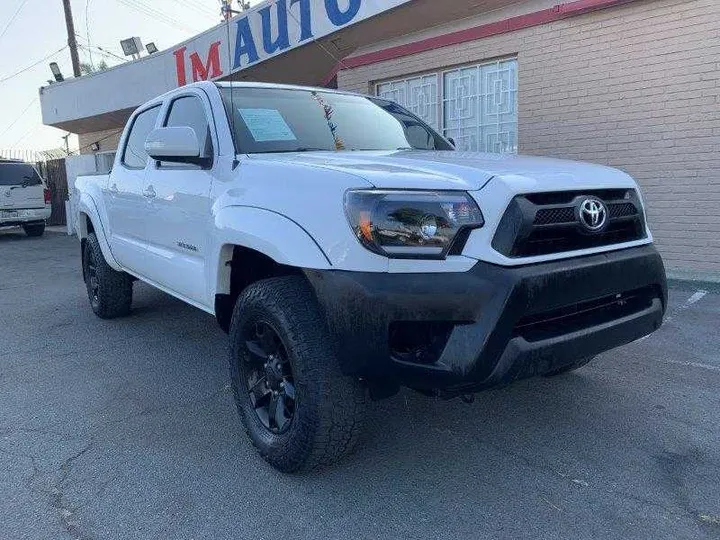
228 276 366 473
82 232 133 319
544 356 595 377
23 223 45 237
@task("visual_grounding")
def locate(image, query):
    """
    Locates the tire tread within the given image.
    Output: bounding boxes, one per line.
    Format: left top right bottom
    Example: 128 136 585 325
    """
229 276 365 472
84 233 133 319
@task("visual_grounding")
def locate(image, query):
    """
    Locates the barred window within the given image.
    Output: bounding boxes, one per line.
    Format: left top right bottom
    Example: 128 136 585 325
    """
376 58 518 154
376 75 439 131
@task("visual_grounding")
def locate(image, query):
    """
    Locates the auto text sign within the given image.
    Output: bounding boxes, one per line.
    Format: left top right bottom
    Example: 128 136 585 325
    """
40 0 412 127
173 0 412 86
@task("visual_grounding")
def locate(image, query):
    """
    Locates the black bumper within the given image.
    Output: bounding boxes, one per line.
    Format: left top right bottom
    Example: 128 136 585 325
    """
305 245 667 394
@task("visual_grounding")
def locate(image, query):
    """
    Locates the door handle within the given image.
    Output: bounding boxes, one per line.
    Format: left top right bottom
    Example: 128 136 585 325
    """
109 183 119 193
143 185 156 199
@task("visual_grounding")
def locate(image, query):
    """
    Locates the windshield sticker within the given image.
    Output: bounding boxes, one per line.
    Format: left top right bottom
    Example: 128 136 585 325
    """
238 108 297 142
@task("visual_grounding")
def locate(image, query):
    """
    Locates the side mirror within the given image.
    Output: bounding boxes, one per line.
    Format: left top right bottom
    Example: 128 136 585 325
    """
145 127 210 167
447 137 456 148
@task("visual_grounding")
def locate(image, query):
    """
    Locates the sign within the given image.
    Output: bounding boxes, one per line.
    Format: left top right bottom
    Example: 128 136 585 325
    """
41 0 413 129
239 108 297 141
172 0 409 86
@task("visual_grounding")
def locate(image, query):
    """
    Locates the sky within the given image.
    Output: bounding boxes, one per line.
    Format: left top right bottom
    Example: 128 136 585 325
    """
0 0 256 154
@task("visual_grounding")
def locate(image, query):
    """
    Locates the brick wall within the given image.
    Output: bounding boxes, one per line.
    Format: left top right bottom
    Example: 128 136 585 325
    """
78 128 123 155
339 0 720 277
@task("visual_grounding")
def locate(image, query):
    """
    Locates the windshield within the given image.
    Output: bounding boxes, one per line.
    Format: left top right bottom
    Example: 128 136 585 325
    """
219 87 454 154
0 163 43 186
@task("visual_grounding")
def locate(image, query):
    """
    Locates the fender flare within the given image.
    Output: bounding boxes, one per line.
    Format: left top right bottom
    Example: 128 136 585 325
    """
211 206 332 297
75 192 122 271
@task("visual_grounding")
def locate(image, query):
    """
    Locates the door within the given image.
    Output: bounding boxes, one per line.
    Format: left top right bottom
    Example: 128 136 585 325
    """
104 105 160 272
141 94 215 305
0 162 45 212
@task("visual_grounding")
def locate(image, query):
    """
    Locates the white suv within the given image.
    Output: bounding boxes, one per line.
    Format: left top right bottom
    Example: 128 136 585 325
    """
0 160 51 237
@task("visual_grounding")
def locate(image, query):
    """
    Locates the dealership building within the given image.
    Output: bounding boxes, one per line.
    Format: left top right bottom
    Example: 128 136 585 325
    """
40 0 720 281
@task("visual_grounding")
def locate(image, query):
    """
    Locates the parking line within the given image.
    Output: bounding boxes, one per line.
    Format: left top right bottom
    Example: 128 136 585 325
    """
636 289 708 343
682 290 708 310
659 359 720 373
636 288 718 373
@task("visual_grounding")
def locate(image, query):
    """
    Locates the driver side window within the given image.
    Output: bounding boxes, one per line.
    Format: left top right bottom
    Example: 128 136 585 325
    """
161 96 213 169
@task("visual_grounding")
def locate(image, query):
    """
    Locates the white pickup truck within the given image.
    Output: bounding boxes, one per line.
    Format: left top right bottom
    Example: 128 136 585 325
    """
74 81 667 472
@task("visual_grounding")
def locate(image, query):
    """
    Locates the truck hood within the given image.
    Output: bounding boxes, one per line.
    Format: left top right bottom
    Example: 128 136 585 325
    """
247 151 636 192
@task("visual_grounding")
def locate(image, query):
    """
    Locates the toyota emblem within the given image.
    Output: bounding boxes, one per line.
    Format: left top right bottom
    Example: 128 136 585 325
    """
578 197 607 232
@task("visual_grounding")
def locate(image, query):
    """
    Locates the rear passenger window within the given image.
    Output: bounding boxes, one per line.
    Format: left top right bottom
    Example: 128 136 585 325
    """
162 96 213 167
122 106 160 169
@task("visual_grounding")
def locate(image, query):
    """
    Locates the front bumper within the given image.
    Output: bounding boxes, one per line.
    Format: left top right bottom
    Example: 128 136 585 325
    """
305 244 667 394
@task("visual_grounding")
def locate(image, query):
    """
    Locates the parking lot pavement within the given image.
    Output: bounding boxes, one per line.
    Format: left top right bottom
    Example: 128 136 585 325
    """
1 228 719 540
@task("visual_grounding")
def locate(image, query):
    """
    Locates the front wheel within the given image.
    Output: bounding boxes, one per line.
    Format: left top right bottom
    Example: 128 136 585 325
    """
228 276 366 473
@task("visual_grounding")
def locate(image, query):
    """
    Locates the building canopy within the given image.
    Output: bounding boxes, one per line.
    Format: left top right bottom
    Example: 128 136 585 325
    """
41 0 515 134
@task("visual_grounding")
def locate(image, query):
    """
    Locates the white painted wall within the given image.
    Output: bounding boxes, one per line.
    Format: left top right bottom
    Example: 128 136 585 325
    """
64 152 115 235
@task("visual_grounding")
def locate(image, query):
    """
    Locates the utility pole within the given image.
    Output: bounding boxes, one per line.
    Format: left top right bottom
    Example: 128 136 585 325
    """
61 134 71 155
61 0 82 78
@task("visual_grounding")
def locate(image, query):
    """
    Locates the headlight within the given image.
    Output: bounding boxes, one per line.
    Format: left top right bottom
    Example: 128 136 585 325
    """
344 190 484 259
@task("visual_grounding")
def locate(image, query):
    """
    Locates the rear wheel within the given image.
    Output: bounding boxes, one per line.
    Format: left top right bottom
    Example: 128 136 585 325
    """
228 276 366 473
23 222 45 237
544 356 595 377
82 233 133 319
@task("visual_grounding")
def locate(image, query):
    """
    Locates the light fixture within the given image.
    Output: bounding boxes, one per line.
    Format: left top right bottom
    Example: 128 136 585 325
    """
120 37 144 59
146 42 158 55
49 62 64 82
90 142 100 152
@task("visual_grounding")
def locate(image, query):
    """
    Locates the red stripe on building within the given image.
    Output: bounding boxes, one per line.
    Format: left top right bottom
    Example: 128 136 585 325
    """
340 0 635 70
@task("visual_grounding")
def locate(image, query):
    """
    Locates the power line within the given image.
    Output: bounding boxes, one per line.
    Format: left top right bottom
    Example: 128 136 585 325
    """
0 96 38 139
0 46 67 84
75 34 127 62
85 0 94 69
72 128 124 156
114 0 202 34
94 46 127 62
10 122 40 149
176 0 217 17
77 43 124 63
0 0 30 42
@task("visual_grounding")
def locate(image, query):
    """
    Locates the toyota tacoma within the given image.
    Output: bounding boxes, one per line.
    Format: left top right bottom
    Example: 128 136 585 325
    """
72 81 667 472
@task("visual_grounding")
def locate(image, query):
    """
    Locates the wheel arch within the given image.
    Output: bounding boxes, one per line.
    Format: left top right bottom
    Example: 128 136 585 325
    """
213 243 308 333
211 206 331 298
76 194 121 271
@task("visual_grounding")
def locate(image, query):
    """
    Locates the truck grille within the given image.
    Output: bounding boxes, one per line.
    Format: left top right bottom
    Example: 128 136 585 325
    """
492 189 647 258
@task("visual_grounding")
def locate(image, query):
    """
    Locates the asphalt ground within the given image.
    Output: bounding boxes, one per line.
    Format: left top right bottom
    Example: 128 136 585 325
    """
1 227 719 540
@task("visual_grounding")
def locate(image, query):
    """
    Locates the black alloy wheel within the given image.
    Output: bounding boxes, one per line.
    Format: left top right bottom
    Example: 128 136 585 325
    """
82 232 133 319
85 247 101 310
242 321 296 434
228 276 366 472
